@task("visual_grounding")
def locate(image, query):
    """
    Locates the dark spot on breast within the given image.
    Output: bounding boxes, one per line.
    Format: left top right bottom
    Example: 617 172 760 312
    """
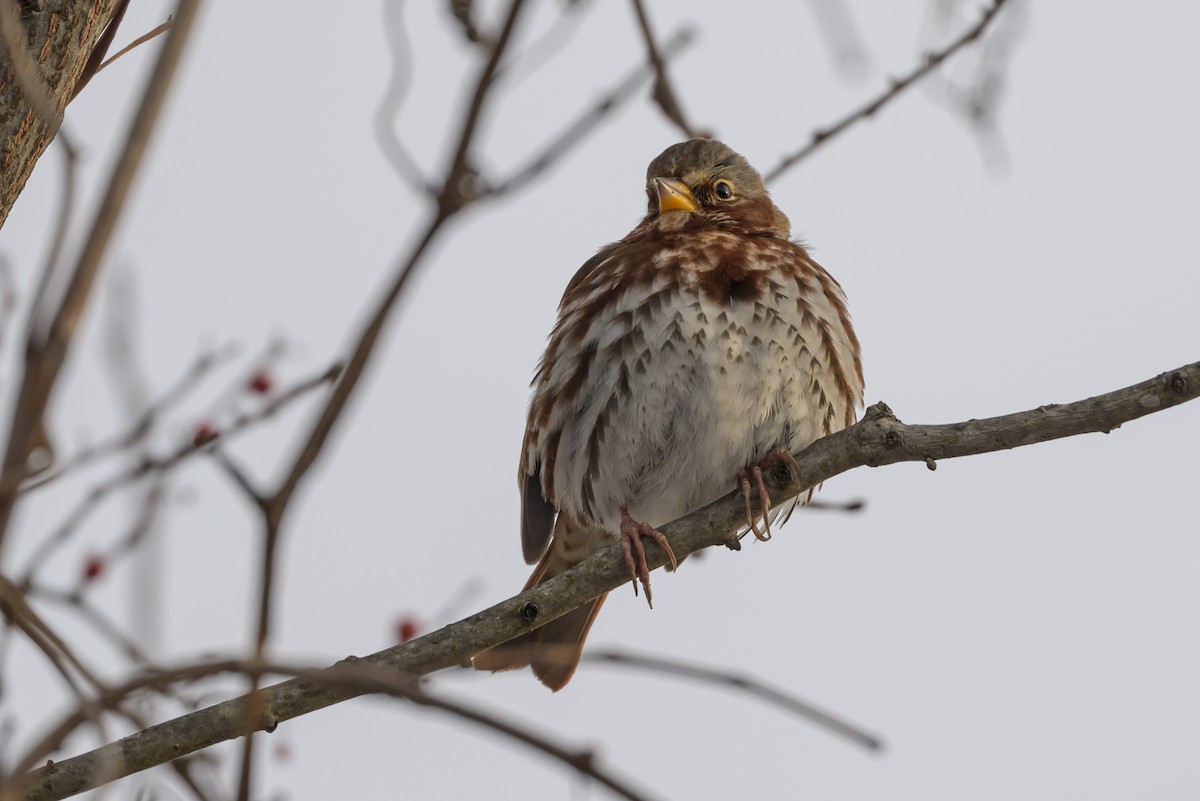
694 256 767 306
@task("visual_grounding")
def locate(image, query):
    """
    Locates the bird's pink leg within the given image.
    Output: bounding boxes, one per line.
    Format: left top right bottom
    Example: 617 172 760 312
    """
739 448 801 541
619 507 678 609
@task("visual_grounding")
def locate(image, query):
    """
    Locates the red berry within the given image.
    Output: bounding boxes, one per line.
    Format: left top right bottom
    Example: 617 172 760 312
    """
192 422 219 446
83 555 105 581
248 371 273 395
396 616 420 643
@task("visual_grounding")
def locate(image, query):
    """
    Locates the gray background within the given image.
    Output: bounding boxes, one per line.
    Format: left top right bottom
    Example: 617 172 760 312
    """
3 2 1198 799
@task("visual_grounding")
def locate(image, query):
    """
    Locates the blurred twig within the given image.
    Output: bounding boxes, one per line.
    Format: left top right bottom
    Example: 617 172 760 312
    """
489 27 696 200
16 658 659 801
806 0 869 78
765 0 1011 182
0 260 15 354
0 0 205 556
496 0 591 86
15 364 341 585
923 0 1028 168
19 345 239 495
629 0 700 137
406 685 660 801
584 648 882 751
375 1 431 193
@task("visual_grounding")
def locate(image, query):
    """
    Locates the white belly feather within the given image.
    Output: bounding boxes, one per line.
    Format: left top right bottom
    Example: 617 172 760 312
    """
534 241 859 534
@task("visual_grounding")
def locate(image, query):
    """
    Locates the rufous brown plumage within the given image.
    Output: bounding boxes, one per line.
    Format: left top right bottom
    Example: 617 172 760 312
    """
473 139 864 690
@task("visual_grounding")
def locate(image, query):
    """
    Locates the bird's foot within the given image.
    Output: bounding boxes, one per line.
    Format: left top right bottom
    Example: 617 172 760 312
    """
619 508 678 609
739 448 800 541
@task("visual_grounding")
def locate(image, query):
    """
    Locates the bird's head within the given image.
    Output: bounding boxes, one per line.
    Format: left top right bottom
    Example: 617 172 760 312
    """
642 139 790 237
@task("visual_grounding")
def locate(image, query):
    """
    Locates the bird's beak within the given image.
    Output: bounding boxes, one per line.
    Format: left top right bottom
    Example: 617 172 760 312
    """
654 177 699 214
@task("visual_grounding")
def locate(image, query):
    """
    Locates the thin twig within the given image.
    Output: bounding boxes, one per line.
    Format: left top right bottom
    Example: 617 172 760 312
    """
0 259 15 354
0 579 93 701
765 0 1011 182
209 449 265 508
14 360 1200 801
19 345 238 495
629 0 698 137
584 648 882 751
489 27 697 200
374 1 431 193
805 0 870 78
30 585 160 669
406 686 661 801
96 18 174 74
271 0 526 515
496 0 592 86
15 364 340 584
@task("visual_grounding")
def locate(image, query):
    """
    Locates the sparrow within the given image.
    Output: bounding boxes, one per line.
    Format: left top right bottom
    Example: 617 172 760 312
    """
474 139 863 690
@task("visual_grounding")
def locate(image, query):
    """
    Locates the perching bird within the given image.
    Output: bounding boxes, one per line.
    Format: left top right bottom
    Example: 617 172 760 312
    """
473 139 863 690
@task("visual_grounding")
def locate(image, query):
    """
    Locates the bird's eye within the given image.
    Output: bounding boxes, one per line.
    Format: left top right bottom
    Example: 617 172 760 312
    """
713 180 735 201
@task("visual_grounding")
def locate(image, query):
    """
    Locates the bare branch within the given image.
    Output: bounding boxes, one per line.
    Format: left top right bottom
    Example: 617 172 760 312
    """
629 0 699 137
15 364 340 584
488 27 696 200
584 648 881 750
14 360 1198 800
805 0 869 78
16 659 660 801
270 0 529 513
374 1 432 193
765 0 1010 182
19 345 238 494
405 686 660 801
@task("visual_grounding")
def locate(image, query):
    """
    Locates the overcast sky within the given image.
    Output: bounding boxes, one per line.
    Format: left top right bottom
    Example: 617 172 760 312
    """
3 2 1199 799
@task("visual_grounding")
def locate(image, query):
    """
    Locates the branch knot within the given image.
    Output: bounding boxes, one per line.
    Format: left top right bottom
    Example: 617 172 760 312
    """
519 602 540 624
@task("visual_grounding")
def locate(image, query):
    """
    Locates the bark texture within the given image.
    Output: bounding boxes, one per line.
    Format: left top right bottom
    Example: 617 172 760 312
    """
0 0 123 229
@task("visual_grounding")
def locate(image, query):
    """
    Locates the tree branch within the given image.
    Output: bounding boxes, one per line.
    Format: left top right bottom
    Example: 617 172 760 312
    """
13 359 1199 800
16 659 662 801
628 0 699 137
765 0 1010 182
583 648 882 751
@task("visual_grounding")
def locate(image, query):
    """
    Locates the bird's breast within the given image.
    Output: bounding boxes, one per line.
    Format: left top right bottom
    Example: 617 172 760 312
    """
529 234 861 533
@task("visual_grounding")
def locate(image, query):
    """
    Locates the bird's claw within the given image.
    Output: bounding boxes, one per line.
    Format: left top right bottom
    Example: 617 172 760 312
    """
740 465 773 541
619 509 678 608
739 449 800 541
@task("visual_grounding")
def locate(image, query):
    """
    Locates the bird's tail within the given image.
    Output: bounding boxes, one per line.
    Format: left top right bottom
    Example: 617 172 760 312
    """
472 518 611 691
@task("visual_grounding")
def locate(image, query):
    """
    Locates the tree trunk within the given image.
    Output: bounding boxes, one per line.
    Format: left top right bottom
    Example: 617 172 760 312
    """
0 0 123 230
